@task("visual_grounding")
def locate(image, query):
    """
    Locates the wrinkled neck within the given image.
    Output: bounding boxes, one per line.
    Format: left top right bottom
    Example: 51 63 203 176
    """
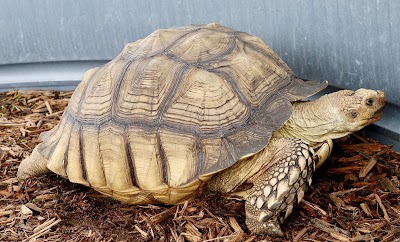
273 95 350 146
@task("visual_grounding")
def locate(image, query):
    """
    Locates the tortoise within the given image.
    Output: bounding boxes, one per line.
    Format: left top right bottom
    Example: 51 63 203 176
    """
18 23 386 236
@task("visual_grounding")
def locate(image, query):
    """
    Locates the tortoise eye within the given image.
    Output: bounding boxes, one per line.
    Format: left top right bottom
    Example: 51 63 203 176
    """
366 98 374 106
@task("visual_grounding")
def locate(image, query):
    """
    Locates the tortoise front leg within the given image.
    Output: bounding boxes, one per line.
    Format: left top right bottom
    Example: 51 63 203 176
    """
245 138 315 236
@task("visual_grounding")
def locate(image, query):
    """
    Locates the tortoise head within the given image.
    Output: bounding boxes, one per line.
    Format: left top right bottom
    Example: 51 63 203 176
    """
329 88 386 132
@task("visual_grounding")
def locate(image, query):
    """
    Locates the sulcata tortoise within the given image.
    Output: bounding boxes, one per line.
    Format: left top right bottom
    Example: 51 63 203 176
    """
18 23 386 236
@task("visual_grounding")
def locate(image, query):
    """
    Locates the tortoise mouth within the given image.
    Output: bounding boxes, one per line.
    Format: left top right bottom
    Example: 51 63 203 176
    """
369 106 385 123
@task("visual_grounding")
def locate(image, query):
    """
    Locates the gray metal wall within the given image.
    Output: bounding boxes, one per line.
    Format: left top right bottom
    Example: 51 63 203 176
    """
0 0 399 148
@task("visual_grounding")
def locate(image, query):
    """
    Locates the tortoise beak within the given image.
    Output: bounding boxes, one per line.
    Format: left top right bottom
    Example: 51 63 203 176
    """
370 106 385 123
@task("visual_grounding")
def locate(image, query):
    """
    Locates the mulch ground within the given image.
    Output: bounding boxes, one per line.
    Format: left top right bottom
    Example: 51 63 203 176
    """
0 90 399 242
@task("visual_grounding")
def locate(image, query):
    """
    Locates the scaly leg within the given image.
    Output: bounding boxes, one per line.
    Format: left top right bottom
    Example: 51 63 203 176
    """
17 145 50 179
245 138 315 236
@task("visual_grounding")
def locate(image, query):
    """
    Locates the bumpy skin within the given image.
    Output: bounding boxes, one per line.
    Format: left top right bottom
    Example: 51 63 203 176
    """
273 89 386 146
16 148 49 178
245 139 314 236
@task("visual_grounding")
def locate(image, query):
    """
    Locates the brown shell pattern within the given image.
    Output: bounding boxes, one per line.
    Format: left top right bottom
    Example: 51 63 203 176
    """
36 23 326 204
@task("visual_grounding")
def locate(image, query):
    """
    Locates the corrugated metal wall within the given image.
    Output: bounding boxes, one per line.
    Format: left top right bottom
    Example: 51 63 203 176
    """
0 0 399 148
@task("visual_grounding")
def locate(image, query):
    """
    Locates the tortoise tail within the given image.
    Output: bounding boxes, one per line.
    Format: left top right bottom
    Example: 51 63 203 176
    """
17 145 50 179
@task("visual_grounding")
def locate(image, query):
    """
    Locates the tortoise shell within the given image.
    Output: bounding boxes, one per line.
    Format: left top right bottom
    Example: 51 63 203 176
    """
35 23 326 204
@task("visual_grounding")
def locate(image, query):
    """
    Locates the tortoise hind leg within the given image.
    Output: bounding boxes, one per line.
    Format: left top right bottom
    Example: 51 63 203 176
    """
17 115 69 179
17 145 50 179
245 138 315 236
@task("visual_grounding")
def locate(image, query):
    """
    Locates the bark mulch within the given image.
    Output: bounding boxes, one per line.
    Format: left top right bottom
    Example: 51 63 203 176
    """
0 90 399 241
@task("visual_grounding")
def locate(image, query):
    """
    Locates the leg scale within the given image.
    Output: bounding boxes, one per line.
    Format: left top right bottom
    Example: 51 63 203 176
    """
245 138 315 236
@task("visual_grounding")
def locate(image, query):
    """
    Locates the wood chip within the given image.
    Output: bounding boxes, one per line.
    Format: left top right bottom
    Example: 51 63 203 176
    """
0 210 14 217
45 110 64 118
358 156 377 178
33 218 55 233
359 155 377 178
303 200 328 216
379 177 400 193
34 193 58 201
360 203 372 217
381 232 395 242
359 147 391 177
330 166 362 174
351 133 370 143
330 233 351 242
310 218 351 239
293 227 308 242
26 97 41 103
181 232 201 242
185 221 202 237
228 216 243 232
374 194 390 223
330 186 368 197
349 234 376 241
36 119 43 128
31 107 48 113
20 205 32 215
28 218 61 241
392 176 400 187
0 123 26 127
329 194 346 207
170 227 180 242
150 206 175 224
0 217 15 225
134 225 148 238
44 100 53 114
24 203 43 213
0 177 19 184
202 232 241 242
